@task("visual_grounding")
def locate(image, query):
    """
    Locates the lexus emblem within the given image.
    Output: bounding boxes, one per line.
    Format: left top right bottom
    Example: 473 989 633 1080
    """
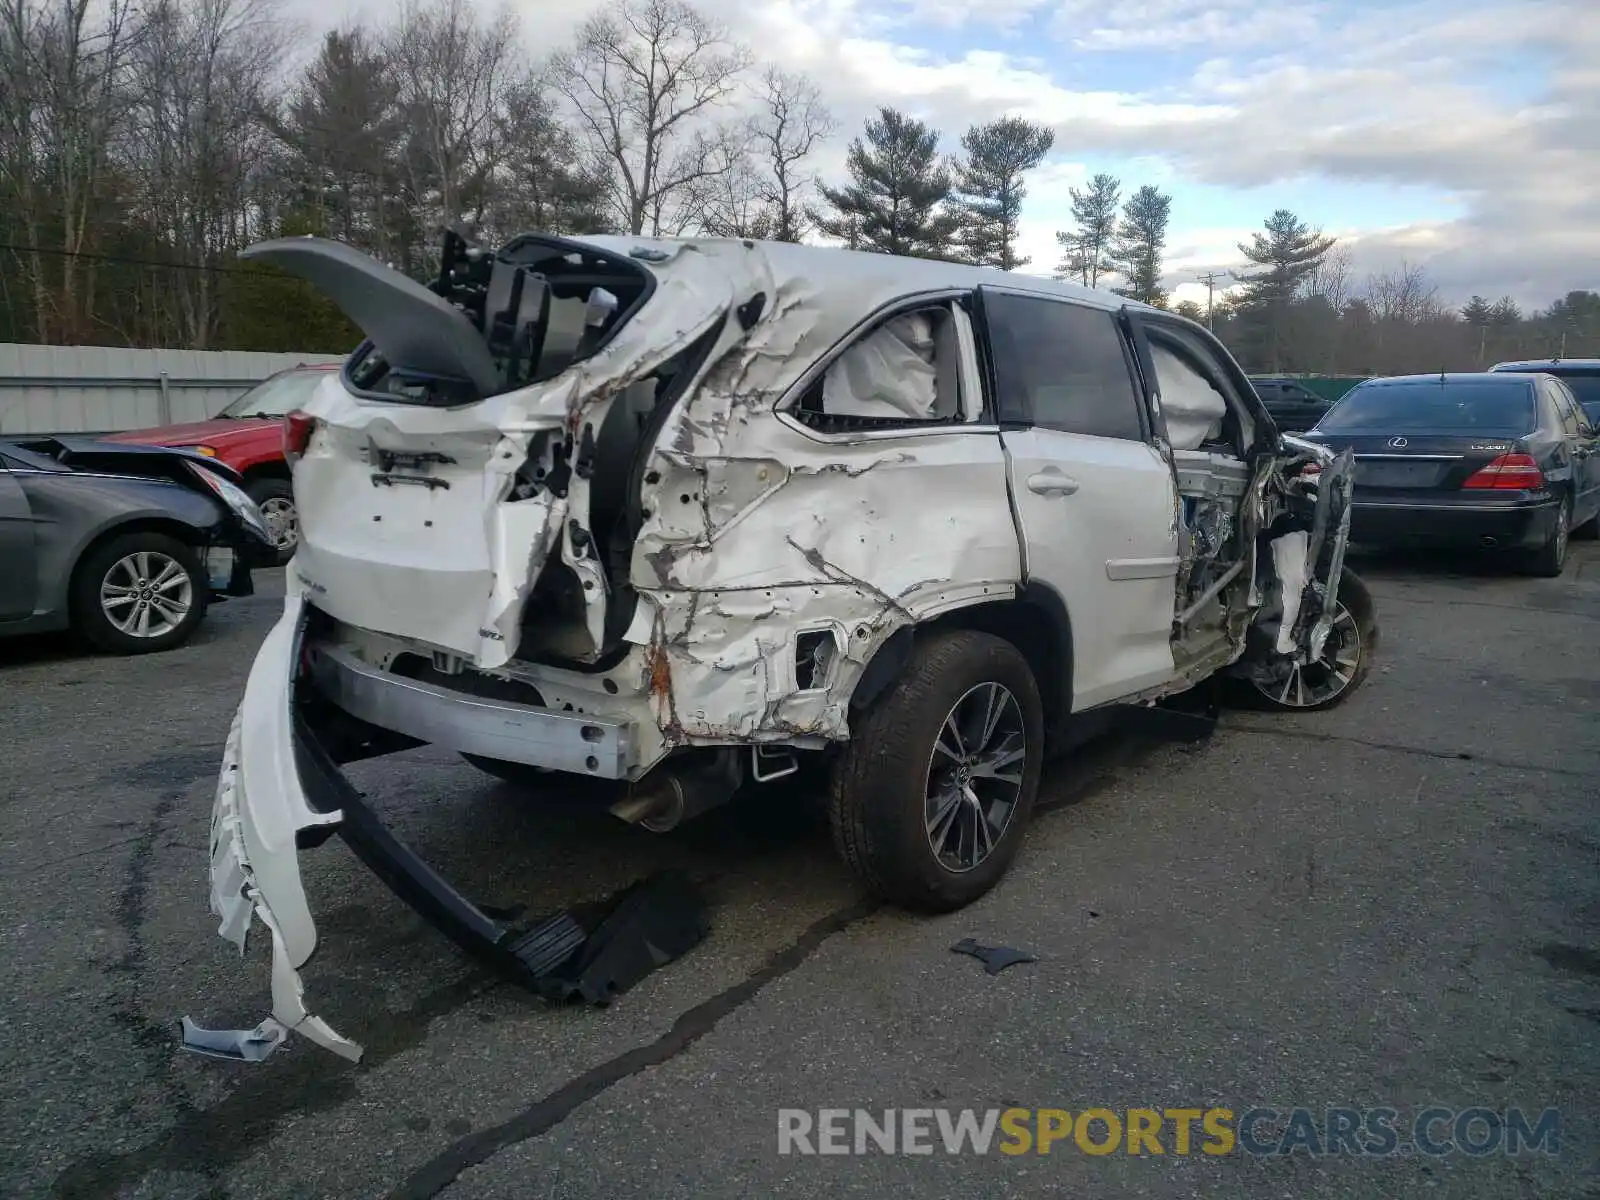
1388 436 1408 448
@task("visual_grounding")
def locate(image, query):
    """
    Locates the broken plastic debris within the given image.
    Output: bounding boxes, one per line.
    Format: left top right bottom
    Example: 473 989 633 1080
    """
179 1016 290 1062
951 938 1037 976
514 870 709 1005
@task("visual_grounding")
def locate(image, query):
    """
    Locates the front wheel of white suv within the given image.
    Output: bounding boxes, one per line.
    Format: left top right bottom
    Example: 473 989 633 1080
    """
828 630 1045 912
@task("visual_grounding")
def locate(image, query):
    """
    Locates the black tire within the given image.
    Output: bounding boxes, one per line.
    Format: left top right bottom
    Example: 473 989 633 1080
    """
828 629 1044 912
1523 494 1570 577
70 531 208 655
1232 567 1378 712
245 476 297 566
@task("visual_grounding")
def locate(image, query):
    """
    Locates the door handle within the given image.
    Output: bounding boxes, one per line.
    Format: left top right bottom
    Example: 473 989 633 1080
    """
1026 471 1080 496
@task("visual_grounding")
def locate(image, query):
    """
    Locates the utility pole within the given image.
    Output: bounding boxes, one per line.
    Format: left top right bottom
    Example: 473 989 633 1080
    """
1195 271 1224 331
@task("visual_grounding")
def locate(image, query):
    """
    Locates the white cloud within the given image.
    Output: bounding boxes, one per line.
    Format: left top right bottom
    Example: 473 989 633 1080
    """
273 0 1599 309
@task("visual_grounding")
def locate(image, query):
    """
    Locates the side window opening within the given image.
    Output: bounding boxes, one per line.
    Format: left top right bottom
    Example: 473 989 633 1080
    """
792 304 968 433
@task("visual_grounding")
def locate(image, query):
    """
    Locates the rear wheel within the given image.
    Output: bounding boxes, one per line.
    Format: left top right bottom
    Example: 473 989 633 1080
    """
71 532 208 655
829 630 1044 912
1523 495 1570 577
246 477 297 566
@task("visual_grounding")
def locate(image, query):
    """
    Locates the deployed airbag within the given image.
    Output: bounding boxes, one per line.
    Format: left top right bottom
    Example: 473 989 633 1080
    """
1153 343 1227 450
822 312 939 419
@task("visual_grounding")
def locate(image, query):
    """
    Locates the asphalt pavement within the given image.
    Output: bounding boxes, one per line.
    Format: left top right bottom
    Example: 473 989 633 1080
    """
2 547 1597 1199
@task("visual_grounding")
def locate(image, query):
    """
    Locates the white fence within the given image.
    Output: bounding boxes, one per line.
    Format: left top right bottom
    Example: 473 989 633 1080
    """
0 344 347 436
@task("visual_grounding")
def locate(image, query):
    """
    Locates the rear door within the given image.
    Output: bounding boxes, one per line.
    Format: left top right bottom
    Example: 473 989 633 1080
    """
0 459 38 620
976 287 1179 710
1548 378 1600 522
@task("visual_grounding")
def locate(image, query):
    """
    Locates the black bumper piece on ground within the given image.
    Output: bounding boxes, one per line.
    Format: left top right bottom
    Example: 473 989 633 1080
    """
1349 498 1561 549
289 700 709 1002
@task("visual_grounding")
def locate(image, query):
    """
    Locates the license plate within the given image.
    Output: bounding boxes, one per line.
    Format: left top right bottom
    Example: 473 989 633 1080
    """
206 546 235 590
1355 460 1443 488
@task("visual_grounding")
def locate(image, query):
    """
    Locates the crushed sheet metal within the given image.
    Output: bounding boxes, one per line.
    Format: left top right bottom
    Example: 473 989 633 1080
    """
179 1016 289 1063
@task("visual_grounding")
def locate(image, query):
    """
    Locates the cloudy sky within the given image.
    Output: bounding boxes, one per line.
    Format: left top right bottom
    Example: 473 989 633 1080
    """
294 0 1598 311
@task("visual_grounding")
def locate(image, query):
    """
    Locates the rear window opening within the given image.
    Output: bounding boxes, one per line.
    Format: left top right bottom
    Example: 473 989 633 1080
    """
1319 381 1537 437
346 232 657 406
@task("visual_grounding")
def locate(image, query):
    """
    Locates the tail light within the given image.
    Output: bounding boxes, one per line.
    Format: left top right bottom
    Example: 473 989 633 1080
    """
1462 452 1545 490
284 410 318 464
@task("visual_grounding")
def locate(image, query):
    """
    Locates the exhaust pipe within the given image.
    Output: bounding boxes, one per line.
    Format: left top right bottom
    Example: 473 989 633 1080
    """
609 750 744 833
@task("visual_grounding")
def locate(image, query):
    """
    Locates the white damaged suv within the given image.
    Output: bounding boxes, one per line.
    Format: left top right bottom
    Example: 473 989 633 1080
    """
202 230 1374 1059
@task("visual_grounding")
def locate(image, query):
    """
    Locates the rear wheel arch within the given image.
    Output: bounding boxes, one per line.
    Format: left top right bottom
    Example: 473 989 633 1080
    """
848 585 1075 748
67 516 210 594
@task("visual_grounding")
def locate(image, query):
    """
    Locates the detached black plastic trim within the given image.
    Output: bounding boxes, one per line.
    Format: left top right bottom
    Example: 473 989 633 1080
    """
288 703 709 1000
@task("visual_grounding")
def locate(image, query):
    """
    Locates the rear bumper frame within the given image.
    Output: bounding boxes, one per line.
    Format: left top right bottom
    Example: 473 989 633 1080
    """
303 643 635 779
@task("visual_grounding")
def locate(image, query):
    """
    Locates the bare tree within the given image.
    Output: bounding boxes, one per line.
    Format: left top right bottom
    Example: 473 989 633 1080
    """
747 66 832 242
548 0 751 236
1364 259 1444 325
124 0 284 347
1303 243 1351 309
384 0 518 263
688 127 770 238
0 0 139 342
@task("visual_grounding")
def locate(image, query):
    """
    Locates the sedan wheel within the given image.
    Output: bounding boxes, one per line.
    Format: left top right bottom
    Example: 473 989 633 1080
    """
245 478 298 566
259 496 298 551
71 531 208 655
101 550 194 639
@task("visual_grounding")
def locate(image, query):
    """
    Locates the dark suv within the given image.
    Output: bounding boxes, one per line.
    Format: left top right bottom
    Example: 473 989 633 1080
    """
1250 377 1333 432
1489 359 1600 425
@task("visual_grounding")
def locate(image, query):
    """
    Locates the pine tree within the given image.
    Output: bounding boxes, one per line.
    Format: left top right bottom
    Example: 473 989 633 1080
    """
1108 185 1171 306
814 108 958 259
1053 173 1120 287
1489 296 1522 326
1231 209 1336 371
1461 295 1493 326
951 116 1054 270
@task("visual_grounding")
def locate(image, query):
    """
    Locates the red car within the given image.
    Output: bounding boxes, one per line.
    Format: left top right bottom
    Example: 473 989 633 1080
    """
104 363 336 564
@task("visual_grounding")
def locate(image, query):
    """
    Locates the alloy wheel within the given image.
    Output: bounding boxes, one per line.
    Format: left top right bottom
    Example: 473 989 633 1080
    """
924 682 1027 873
1250 601 1362 708
259 496 298 551
100 551 194 639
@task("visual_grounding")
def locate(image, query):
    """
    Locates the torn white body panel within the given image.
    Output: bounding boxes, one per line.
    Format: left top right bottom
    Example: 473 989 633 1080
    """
206 592 361 1060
